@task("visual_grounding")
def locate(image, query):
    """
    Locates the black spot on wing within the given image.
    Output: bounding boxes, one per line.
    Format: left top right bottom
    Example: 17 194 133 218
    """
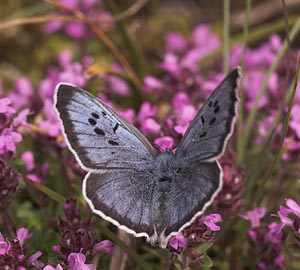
113 123 119 134
199 132 207 138
213 100 219 107
94 127 105 136
214 105 220 114
108 140 119 146
209 117 216 126
91 112 99 119
200 116 205 125
102 111 107 116
88 118 97 126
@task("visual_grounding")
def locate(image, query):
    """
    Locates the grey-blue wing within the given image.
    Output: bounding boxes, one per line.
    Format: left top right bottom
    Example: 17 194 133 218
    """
176 68 240 162
164 160 221 236
83 168 157 238
54 84 157 170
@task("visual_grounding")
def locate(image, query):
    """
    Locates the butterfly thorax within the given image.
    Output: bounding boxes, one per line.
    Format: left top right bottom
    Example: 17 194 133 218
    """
154 151 183 183
146 151 186 245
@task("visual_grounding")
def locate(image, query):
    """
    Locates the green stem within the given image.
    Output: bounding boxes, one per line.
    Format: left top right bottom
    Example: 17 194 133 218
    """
236 0 251 164
241 18 300 154
103 0 147 77
256 54 300 204
223 0 230 74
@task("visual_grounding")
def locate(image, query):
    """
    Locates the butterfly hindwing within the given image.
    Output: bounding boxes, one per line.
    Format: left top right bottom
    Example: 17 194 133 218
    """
164 160 221 236
54 84 157 170
83 168 157 239
176 68 241 162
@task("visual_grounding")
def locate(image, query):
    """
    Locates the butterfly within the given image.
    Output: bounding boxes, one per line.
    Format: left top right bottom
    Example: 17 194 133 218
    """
54 67 241 248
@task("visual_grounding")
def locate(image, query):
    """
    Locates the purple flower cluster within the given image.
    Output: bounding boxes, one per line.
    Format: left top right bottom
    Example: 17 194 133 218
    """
274 198 300 253
0 96 27 214
241 207 284 269
1 5 299 266
241 199 300 269
167 214 222 264
0 228 44 269
0 200 113 270
44 0 114 39
0 98 23 155
45 199 113 270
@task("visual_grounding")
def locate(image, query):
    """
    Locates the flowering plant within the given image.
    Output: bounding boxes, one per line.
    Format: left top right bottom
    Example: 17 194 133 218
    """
0 0 300 269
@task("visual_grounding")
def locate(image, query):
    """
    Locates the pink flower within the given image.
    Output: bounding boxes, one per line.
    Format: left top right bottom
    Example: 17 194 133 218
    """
17 228 32 247
172 92 190 108
165 32 187 53
243 71 268 110
0 98 16 117
26 174 42 184
39 100 61 137
289 105 300 138
154 136 174 151
140 118 160 135
200 214 222 231
22 151 35 171
247 230 257 241
137 102 157 123
192 24 220 50
27 251 43 266
58 62 86 87
52 245 61 253
143 76 164 93
174 105 196 135
0 128 22 154
13 108 30 128
168 233 187 250
0 235 10 255
57 50 73 68
93 240 114 253
117 108 135 124
274 255 284 268
160 53 180 77
265 222 283 244
68 252 95 270
241 207 266 228
8 77 34 110
285 198 300 216
43 264 63 270
276 205 294 227
106 75 130 96
65 22 86 39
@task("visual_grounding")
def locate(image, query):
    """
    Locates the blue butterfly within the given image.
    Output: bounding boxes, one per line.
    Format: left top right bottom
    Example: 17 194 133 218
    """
54 67 241 248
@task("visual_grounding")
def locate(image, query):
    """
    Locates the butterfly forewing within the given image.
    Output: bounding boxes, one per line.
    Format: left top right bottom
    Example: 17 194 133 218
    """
176 68 240 162
54 84 157 170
